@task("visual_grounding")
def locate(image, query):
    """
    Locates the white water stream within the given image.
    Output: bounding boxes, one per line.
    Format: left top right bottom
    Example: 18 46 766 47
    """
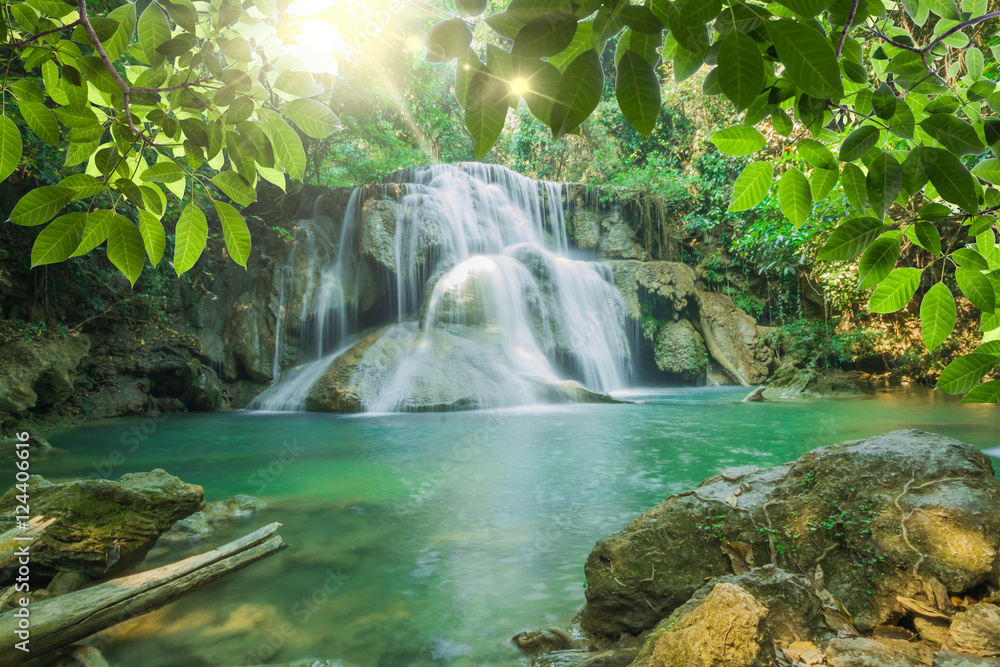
250 164 632 412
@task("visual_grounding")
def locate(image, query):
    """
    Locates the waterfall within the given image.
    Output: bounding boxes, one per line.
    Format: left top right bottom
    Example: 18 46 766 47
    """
247 192 363 411
250 163 634 413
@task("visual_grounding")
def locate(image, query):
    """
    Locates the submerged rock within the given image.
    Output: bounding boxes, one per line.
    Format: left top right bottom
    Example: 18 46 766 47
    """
0 470 204 577
763 364 863 399
580 431 1000 637
161 494 266 542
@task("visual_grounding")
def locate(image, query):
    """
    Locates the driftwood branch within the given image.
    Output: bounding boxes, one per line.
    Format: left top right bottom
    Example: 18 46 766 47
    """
0 522 286 666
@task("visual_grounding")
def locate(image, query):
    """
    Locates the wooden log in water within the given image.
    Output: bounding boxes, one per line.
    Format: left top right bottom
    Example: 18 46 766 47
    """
0 522 286 666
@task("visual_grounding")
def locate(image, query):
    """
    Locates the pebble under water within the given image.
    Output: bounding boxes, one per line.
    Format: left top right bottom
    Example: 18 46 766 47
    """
11 386 1000 666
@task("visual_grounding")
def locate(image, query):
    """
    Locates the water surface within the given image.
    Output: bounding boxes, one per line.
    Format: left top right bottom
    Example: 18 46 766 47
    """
9 387 1000 666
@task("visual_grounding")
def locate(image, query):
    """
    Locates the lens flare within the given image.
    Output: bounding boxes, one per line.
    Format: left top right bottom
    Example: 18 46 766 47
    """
509 77 530 96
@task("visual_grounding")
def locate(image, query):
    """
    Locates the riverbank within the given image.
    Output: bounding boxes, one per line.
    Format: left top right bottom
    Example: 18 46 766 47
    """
518 430 1000 667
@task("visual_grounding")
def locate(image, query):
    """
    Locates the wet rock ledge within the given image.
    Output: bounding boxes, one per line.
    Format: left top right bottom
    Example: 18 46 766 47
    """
516 430 1000 667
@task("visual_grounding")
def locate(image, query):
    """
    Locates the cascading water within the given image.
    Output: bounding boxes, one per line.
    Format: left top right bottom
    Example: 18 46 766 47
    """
247 191 364 411
251 163 634 413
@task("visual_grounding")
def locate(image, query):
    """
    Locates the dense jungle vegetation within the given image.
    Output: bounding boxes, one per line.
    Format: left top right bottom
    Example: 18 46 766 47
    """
0 0 998 397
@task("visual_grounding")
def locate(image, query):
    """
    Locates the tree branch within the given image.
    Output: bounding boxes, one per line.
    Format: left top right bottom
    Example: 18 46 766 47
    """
835 0 859 58
76 0 152 144
4 21 81 48
924 11 1000 55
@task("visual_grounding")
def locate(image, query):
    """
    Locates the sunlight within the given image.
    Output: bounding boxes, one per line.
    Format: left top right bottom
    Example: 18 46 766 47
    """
508 77 530 97
296 18 348 56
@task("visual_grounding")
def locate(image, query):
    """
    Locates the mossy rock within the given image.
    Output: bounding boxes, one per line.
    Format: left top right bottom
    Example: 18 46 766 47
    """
580 431 1000 637
0 469 204 578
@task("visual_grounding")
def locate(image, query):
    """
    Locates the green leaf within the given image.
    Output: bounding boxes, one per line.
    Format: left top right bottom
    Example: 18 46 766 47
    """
457 0 488 16
920 115 986 156
173 203 208 275
281 99 342 140
859 232 902 289
872 82 897 120
140 162 186 183
924 0 960 19
465 65 509 159
937 353 998 394
8 186 75 227
59 174 104 198
20 101 59 147
869 267 922 313
797 139 837 171
0 116 23 183
956 267 996 312
839 126 880 162
971 158 1000 185
615 50 661 138
107 215 145 286
137 209 165 266
959 380 1000 403
30 213 86 267
953 248 988 270
516 57 560 124
811 165 839 203
273 71 323 98
841 163 868 211
214 200 251 268
71 211 113 256
424 18 473 63
968 216 996 236
217 36 252 62
709 127 765 156
866 151 902 219
908 221 943 256
778 166 812 229
728 162 773 212
138 2 170 65
619 5 662 34
547 19 597 72
212 171 256 207
717 30 765 111
922 148 979 213
551 49 604 138
920 282 957 351
767 19 843 100
261 110 306 181
512 12 578 58
817 216 883 261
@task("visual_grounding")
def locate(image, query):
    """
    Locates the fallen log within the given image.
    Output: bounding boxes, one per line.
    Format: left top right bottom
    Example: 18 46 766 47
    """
0 522 286 666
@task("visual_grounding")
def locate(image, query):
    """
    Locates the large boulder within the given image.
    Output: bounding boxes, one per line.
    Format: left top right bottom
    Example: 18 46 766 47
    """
629 582 771 667
0 333 89 418
653 319 708 382
695 290 772 386
307 324 621 413
580 431 1000 637
0 470 204 577
305 328 387 412
606 261 697 324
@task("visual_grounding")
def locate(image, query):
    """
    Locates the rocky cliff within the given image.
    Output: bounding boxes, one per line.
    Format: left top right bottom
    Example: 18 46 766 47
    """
0 170 776 428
